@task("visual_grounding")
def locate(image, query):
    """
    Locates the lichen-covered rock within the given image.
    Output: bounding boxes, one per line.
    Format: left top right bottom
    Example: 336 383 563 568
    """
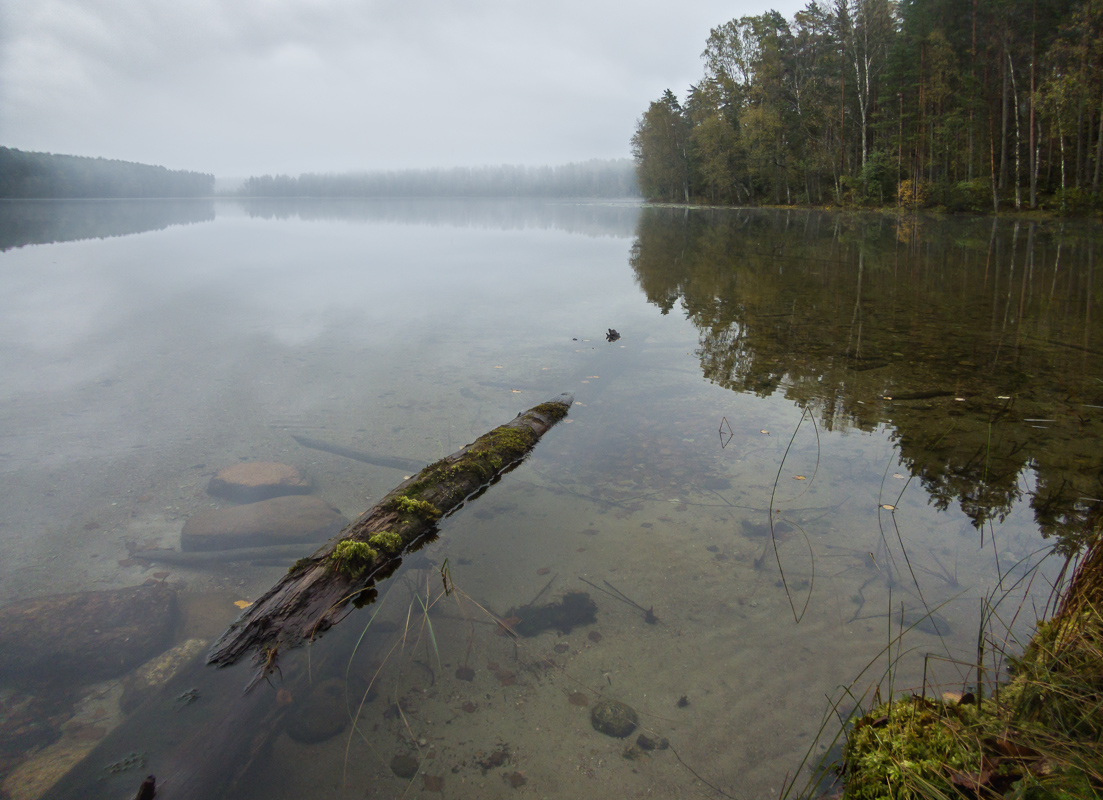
207 462 311 502
0 584 177 685
591 699 638 738
181 495 347 552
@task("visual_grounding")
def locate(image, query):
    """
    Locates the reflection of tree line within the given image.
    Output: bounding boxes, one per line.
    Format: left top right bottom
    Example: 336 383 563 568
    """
0 199 215 252
630 207 1103 552
237 197 640 239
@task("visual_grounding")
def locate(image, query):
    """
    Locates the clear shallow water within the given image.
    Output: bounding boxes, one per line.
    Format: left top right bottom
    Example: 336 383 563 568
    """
0 200 1099 799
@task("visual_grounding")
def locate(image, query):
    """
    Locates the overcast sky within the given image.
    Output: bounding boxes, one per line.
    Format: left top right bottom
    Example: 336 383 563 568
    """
1 0 803 177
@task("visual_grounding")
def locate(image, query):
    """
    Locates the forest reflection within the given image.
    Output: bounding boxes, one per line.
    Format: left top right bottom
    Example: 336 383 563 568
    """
0 199 215 251
630 208 1103 555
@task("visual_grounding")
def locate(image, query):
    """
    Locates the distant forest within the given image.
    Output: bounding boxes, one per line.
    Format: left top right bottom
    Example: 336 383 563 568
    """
633 0 1103 213
238 160 638 198
0 147 214 199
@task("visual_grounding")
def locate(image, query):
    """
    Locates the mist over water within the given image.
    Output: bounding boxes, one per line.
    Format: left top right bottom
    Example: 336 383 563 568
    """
0 201 1097 799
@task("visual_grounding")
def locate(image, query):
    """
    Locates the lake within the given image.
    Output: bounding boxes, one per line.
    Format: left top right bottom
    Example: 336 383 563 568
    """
0 199 1099 799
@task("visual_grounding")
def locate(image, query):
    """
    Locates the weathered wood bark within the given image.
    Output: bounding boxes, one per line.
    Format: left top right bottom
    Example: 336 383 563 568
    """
207 393 573 668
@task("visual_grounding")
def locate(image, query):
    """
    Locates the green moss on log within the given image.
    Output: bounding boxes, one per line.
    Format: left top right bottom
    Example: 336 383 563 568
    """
330 540 377 577
368 530 404 554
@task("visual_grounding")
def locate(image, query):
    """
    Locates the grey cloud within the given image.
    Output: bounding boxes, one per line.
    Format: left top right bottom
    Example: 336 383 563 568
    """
1 0 803 175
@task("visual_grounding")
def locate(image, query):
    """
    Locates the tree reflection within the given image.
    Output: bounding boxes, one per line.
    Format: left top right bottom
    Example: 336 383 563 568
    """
630 207 1103 553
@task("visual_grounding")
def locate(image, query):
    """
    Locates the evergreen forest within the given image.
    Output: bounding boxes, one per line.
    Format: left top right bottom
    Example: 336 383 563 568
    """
0 148 214 199
239 160 637 198
632 0 1103 213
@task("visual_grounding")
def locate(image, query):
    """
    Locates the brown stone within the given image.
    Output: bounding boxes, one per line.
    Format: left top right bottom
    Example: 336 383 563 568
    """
181 495 348 552
0 584 177 685
207 462 311 502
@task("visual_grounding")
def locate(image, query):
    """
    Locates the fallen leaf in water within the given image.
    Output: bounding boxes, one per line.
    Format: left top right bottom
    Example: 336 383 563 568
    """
881 504 896 511
793 475 806 480
882 395 893 400
587 376 599 379
422 775 444 792
234 600 252 609
511 389 521 393
495 617 522 636
893 473 905 480
760 430 769 434
494 365 503 369
568 692 589 707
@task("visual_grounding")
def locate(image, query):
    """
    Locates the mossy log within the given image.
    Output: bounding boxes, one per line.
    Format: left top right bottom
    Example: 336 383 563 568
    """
206 393 573 668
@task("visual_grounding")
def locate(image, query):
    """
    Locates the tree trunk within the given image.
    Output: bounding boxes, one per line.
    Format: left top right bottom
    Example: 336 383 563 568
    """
207 394 573 669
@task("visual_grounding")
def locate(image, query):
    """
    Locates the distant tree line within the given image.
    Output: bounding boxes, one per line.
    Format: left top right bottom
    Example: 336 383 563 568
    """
633 0 1103 213
238 160 638 198
0 147 213 199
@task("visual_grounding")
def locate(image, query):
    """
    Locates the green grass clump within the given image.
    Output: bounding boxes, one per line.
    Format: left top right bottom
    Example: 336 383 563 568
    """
330 540 377 577
368 530 404 554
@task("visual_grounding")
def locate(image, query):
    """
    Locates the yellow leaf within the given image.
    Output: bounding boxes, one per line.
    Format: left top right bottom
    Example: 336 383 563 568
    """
881 504 896 511
793 475 806 480
234 600 252 609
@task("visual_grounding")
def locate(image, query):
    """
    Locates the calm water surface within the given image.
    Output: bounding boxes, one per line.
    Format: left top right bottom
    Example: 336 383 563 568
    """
0 200 1099 800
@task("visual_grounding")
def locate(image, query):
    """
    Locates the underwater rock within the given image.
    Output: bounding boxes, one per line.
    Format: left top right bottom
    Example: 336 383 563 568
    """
508 591 597 637
0 584 176 685
207 462 312 503
120 638 208 714
2 738 97 800
591 700 638 738
284 678 348 744
181 495 347 552
1 680 127 800
390 753 419 779
636 733 669 751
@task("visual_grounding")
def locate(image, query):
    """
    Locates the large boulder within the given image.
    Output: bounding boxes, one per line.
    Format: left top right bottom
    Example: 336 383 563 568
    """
207 462 311 503
0 584 177 685
181 495 348 552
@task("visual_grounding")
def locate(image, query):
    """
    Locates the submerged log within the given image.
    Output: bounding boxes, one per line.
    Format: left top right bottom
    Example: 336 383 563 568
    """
289 433 425 472
207 393 573 669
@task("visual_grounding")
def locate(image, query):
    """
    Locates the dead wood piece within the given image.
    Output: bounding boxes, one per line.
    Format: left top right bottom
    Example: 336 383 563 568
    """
206 393 573 669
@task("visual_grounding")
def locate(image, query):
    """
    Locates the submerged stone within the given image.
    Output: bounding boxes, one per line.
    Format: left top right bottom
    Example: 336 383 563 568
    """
285 678 347 744
390 753 419 779
0 584 177 685
591 699 638 738
181 495 347 552
207 462 311 502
